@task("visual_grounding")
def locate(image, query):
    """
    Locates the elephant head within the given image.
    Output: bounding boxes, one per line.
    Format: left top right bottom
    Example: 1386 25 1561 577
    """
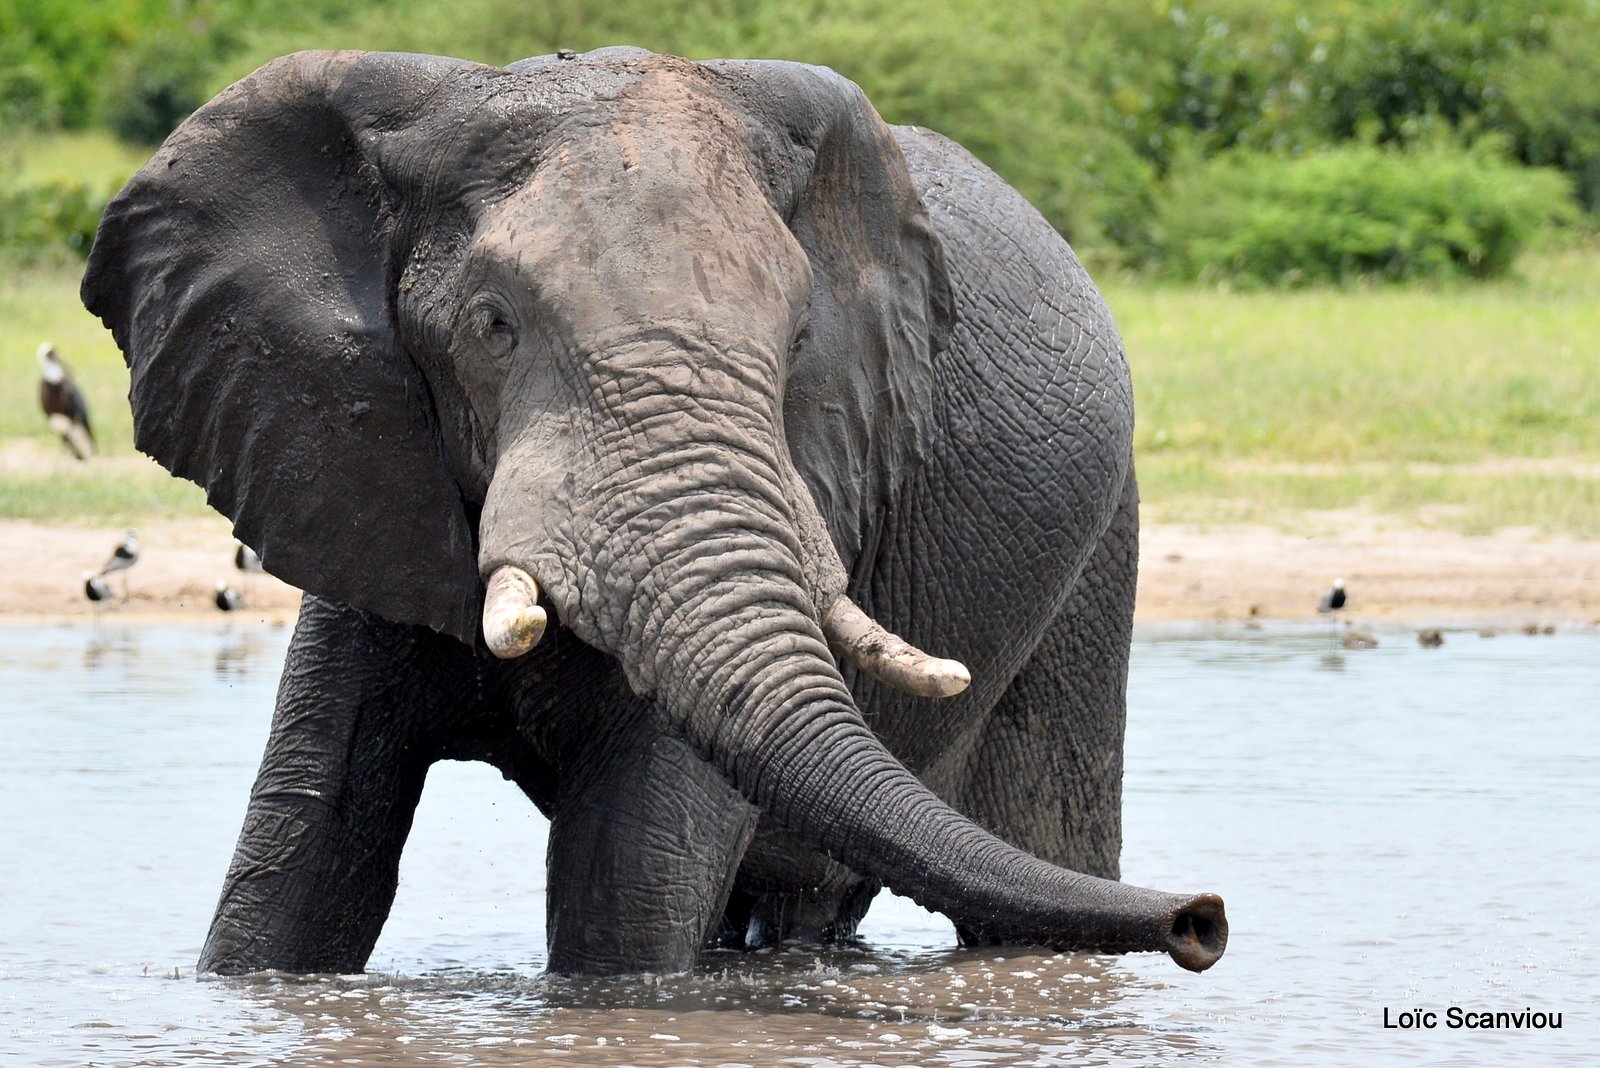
83 49 1225 971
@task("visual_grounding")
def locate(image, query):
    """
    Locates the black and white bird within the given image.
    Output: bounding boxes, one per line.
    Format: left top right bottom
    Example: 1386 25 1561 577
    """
83 571 114 603
37 343 95 461
233 540 264 575
98 529 141 595
233 539 264 599
1317 578 1347 615
214 580 244 612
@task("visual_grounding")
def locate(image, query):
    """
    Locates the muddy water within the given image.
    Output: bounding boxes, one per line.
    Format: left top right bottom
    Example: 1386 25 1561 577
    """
2 621 1594 1065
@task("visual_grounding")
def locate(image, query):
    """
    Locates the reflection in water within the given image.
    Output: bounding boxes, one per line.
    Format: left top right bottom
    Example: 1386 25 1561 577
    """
214 629 259 682
2 621 1596 1066
82 627 139 671
79 622 263 682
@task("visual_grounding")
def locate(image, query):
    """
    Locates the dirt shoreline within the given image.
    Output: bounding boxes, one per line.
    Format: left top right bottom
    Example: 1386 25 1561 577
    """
1137 517 1599 626
2 514 1596 628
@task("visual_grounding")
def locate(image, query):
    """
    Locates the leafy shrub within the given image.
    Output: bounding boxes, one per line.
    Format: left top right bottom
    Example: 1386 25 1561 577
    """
0 178 116 257
1154 143 1578 284
1082 1 1600 222
780 11 1160 257
102 31 212 145
1271 1 1566 145
1494 5 1600 213
5 0 1594 276
221 0 1167 258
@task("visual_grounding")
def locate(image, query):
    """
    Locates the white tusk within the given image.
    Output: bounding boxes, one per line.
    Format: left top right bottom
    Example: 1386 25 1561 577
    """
821 597 971 699
482 565 548 659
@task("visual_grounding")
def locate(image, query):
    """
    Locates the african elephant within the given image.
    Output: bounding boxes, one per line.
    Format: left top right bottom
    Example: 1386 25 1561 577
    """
82 47 1227 977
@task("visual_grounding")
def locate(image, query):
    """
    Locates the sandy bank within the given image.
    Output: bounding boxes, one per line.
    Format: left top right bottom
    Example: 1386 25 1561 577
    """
2 515 1595 629
1138 516 1599 625
0 516 302 626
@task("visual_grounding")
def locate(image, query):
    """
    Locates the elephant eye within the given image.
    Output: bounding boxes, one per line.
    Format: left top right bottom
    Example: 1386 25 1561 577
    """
465 296 517 363
788 309 813 357
472 306 512 337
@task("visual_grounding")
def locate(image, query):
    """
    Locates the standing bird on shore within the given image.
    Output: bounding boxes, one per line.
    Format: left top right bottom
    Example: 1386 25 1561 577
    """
1317 577 1348 654
83 571 114 603
233 540 264 575
234 539 264 599
37 343 95 461
1317 579 1347 615
98 529 141 596
82 570 114 625
214 580 244 612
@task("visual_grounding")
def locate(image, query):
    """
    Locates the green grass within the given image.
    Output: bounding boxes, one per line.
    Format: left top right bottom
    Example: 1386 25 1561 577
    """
5 130 153 189
0 256 213 521
2 240 1597 531
1105 246 1600 464
0 466 209 523
1104 242 1600 534
1136 458 1600 537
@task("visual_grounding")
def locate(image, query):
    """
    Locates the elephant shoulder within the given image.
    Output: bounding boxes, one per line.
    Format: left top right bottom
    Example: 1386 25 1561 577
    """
890 125 1102 314
888 123 1132 475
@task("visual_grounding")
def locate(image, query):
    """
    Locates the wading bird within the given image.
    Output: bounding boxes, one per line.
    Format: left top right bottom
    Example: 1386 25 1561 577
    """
233 540 264 575
233 540 264 599
214 580 244 612
37 343 95 461
98 529 141 596
1316 577 1349 655
83 571 113 603
82 570 114 624
1317 578 1347 615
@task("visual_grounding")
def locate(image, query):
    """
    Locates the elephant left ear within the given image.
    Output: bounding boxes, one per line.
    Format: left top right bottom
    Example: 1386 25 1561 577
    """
705 60 955 567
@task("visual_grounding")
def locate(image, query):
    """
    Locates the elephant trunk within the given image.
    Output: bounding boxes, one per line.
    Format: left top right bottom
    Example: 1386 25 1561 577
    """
643 573 1227 971
478 339 1225 971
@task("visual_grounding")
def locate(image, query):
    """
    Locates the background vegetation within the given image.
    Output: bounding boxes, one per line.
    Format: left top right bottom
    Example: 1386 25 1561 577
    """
1 0 1597 532
5 0 1599 276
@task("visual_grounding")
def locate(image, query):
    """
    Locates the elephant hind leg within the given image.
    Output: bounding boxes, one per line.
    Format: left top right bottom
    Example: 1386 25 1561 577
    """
729 833 880 948
201 596 483 974
544 707 757 975
951 469 1139 947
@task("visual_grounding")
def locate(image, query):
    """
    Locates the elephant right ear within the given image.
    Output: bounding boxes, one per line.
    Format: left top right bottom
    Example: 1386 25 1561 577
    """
82 50 484 643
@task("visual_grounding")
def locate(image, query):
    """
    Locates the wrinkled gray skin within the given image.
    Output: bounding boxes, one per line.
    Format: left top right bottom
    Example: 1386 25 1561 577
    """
82 48 1227 978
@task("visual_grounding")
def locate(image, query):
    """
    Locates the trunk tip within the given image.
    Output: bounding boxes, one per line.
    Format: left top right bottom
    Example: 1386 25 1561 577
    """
1166 893 1228 972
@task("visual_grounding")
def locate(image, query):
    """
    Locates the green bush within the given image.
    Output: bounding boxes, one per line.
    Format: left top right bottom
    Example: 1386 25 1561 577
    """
1154 143 1578 284
220 0 1167 258
5 0 1596 276
102 31 211 144
1494 5 1600 213
0 178 116 257
1082 2 1600 221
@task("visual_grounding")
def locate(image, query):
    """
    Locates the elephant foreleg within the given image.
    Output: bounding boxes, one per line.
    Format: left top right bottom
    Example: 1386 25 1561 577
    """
200 596 483 974
544 703 757 975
